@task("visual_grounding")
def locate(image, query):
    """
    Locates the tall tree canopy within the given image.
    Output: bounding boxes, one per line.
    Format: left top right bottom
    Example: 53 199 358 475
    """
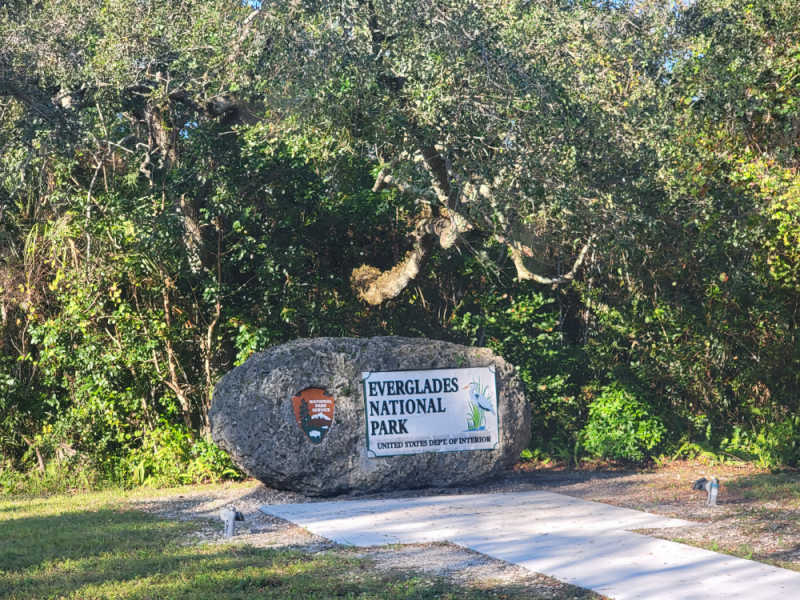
1 0 678 302
252 0 680 302
2 0 800 483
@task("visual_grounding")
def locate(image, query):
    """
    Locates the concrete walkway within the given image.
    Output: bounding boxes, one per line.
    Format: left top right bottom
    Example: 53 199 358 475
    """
261 490 800 600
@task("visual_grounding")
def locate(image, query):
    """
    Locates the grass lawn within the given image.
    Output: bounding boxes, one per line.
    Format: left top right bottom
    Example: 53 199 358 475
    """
0 488 579 600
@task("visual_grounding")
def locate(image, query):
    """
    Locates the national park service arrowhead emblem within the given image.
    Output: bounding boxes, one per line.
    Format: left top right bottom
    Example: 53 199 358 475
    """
292 388 335 444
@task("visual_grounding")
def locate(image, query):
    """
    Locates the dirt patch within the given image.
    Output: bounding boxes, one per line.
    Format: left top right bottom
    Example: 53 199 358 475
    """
131 460 800 598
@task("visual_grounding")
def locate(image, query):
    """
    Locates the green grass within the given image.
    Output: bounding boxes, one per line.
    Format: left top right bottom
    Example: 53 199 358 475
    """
0 488 584 599
724 471 800 504
467 402 484 430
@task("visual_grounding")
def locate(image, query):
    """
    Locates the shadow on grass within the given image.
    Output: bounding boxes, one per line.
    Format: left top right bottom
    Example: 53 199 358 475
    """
0 507 192 572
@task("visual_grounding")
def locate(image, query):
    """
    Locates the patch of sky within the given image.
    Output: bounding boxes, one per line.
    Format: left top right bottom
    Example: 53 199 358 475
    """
180 120 199 139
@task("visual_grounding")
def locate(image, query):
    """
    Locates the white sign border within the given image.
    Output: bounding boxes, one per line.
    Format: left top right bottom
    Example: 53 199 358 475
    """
362 365 500 458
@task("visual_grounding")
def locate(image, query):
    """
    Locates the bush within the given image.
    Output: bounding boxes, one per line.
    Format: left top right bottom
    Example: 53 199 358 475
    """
721 417 800 468
582 384 666 463
0 457 103 497
451 289 591 460
124 422 243 487
0 423 244 496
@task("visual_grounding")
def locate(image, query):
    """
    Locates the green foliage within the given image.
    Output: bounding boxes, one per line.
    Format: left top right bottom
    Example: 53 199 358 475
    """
762 168 800 291
0 355 27 461
0 424 242 496
0 456 103 497
720 418 800 468
565 0 800 468
453 288 591 457
3 0 800 481
668 441 736 466
124 422 242 487
582 385 666 463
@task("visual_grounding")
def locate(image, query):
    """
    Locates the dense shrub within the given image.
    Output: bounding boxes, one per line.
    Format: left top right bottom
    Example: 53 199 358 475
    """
453 287 591 460
581 385 666 463
124 422 243 487
720 418 800 468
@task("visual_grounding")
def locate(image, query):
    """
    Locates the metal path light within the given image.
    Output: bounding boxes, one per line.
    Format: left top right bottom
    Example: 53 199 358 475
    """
220 506 245 538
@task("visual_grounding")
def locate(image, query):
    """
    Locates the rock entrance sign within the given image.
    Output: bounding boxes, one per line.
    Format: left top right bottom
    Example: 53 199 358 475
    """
210 337 530 495
363 367 499 456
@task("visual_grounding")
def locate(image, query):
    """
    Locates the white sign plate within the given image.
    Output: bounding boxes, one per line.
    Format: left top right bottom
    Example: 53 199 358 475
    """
362 366 499 457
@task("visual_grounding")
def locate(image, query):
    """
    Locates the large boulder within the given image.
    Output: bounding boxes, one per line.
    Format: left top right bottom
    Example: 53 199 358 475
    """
210 336 530 495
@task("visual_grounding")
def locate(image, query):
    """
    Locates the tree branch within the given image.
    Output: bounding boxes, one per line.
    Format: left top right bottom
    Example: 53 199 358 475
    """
419 144 453 206
0 57 67 128
508 235 595 285
371 167 433 198
371 166 472 247
21 435 45 473
350 207 475 305
351 219 434 305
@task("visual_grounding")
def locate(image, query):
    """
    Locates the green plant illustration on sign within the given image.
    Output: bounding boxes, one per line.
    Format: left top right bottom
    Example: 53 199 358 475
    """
467 401 485 431
466 380 494 431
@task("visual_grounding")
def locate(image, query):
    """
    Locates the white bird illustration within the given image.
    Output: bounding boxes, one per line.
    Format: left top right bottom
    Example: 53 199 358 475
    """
466 381 495 414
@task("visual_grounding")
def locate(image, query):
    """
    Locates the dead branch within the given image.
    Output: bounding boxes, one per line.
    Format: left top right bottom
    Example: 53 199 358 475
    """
351 225 434 305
